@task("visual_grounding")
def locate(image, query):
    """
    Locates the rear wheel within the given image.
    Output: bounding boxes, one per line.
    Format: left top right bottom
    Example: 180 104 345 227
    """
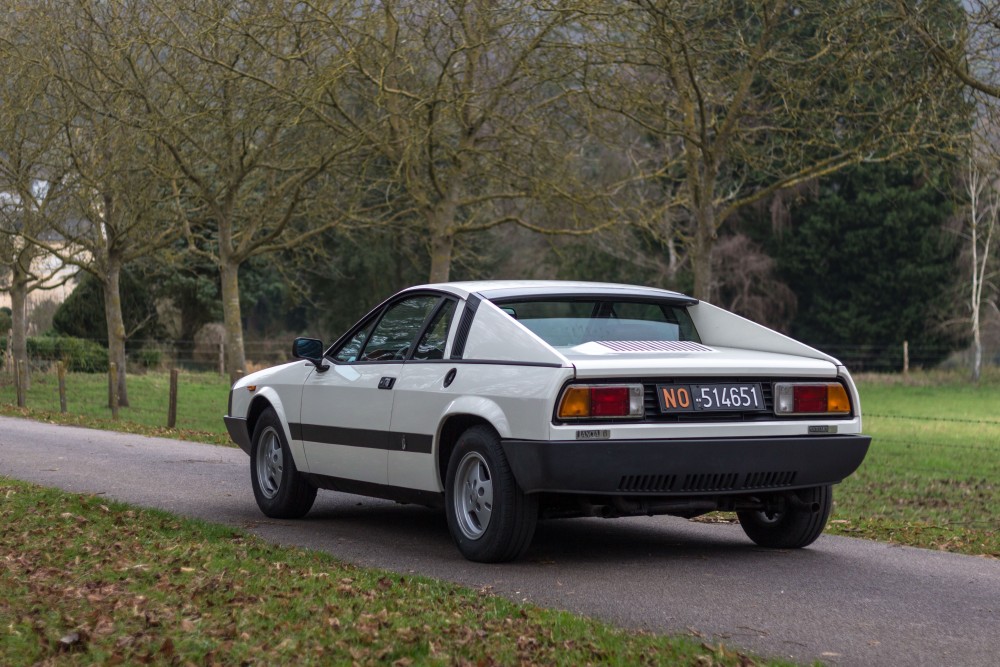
250 408 316 519
445 425 537 562
737 485 832 549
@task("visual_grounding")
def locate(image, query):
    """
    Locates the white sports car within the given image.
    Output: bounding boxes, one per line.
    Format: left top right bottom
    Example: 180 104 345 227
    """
225 281 871 562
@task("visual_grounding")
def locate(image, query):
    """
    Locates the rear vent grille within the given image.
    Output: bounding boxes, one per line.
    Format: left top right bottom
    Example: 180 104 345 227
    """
597 340 714 353
681 473 739 492
618 474 676 492
743 471 797 489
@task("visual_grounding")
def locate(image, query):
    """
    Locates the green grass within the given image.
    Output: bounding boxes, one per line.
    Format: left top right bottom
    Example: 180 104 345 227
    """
0 370 230 445
2 367 998 557
0 479 779 667
826 372 1000 557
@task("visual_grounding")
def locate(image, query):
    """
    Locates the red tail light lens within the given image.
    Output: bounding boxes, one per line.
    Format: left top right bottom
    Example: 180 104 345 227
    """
794 385 827 413
591 387 630 416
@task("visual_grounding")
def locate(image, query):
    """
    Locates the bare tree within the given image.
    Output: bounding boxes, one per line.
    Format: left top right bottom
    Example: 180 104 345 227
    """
121 0 361 376
0 9 79 391
584 0 964 299
963 133 1000 382
9 1 180 406
894 0 1000 100
297 0 610 282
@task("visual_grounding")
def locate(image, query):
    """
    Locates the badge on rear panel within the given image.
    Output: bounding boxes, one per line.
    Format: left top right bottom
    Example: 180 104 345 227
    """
576 429 610 440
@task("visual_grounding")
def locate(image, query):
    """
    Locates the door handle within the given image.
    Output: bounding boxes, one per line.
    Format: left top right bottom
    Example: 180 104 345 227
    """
378 377 395 390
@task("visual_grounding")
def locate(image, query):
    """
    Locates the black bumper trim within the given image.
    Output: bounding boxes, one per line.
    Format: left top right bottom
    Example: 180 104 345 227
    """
500 435 871 495
224 416 252 455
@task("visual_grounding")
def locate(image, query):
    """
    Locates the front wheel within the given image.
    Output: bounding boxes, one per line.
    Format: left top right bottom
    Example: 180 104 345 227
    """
445 425 537 562
737 485 833 549
250 407 316 519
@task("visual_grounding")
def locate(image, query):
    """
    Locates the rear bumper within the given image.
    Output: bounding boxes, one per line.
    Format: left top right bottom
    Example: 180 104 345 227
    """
224 416 252 455
500 434 871 496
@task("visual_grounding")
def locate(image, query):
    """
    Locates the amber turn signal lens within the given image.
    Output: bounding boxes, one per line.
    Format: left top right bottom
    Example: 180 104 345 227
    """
826 384 850 414
558 386 591 418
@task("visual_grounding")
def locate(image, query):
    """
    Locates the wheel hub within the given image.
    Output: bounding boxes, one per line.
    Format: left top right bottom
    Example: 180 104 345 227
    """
453 451 494 540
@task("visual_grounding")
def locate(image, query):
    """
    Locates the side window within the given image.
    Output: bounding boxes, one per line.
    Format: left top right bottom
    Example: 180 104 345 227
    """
333 319 376 363
358 296 439 362
412 300 456 360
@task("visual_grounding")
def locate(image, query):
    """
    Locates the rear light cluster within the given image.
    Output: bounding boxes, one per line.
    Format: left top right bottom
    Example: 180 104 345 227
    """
774 382 851 415
557 384 643 419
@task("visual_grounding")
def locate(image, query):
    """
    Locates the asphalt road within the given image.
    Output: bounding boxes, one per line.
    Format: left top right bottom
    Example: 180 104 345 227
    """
1 416 997 666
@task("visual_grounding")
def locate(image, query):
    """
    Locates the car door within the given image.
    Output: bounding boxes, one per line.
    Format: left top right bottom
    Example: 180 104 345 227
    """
388 298 459 490
300 294 441 485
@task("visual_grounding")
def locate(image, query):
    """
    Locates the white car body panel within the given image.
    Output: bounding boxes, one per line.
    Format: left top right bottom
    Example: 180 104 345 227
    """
563 346 838 379
387 363 453 491
299 361 395 484
388 363 574 490
462 299 570 366
548 415 863 441
688 301 839 363
230 361 311 468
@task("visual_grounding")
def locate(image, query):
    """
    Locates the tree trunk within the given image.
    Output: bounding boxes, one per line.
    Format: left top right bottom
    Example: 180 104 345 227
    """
691 203 716 301
220 259 247 378
428 232 454 283
103 260 129 407
972 327 982 384
9 265 30 392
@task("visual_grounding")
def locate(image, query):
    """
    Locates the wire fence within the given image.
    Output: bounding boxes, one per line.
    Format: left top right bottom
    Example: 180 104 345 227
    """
1 335 998 375
0 336 294 376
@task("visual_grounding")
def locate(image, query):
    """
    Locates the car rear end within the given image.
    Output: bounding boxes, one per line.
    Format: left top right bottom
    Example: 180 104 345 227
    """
480 286 870 546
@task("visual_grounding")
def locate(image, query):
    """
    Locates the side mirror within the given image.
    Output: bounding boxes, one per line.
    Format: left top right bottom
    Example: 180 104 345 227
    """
292 337 329 372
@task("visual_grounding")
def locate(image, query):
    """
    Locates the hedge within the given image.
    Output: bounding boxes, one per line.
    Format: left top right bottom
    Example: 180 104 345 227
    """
1 335 109 373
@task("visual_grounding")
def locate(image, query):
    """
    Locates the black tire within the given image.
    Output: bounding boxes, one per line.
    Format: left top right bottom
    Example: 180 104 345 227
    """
445 425 538 563
737 485 833 549
250 407 317 519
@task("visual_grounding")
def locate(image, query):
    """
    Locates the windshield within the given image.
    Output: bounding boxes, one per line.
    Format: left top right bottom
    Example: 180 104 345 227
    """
492 299 700 348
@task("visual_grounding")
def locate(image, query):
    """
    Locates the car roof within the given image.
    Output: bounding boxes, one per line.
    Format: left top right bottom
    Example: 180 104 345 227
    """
406 280 698 304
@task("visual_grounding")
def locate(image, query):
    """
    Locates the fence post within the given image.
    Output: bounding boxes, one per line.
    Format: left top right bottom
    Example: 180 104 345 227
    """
167 368 179 428
218 342 225 376
903 340 910 376
109 362 119 419
16 360 26 408
58 361 67 413
4 329 11 376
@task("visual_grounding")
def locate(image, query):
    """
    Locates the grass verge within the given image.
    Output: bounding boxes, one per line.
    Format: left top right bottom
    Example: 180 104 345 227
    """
0 479 778 667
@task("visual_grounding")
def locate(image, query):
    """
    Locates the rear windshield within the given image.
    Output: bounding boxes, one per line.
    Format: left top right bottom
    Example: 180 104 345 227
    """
492 299 700 348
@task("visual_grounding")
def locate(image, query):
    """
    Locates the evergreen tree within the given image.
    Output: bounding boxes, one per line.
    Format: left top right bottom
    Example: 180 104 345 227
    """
772 163 961 369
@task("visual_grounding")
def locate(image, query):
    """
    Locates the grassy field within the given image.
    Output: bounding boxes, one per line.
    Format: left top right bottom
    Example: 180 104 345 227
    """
0 479 778 667
1 367 998 556
826 373 1000 556
0 370 230 445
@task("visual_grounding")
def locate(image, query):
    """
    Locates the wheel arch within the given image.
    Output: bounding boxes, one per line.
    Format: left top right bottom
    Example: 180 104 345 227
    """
246 388 309 472
436 413 500 493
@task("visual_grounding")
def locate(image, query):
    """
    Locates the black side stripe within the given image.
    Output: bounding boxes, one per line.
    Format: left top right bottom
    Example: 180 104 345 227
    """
289 423 433 454
450 294 481 360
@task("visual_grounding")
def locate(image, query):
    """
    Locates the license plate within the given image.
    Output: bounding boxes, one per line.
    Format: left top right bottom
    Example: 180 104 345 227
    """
657 383 765 413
